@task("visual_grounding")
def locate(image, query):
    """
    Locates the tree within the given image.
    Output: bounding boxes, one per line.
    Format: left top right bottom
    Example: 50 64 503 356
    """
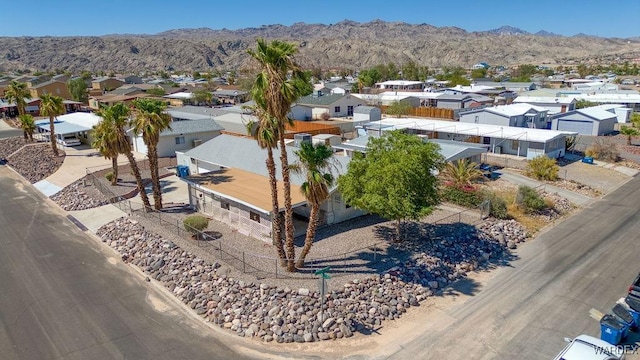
68 78 88 103
338 131 445 240
18 114 36 142
131 98 172 210
385 101 411 118
620 125 640 146
526 156 559 181
575 99 597 109
40 94 65 156
248 38 313 272
96 103 151 209
192 88 213 105
91 116 121 185
471 68 487 79
146 88 166 96
290 142 336 268
5 81 31 119
80 71 93 80
441 159 484 187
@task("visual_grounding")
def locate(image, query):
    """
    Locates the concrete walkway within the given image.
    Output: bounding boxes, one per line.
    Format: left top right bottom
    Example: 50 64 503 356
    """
68 204 127 233
497 169 595 206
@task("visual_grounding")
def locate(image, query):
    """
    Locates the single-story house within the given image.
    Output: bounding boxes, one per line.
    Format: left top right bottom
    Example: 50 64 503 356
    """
513 96 576 114
550 107 617 136
294 92 365 119
353 106 382 122
374 80 425 91
435 94 494 110
595 104 632 123
212 89 249 104
35 112 103 145
360 117 577 159
459 103 549 129
332 134 488 164
176 134 361 241
130 119 224 157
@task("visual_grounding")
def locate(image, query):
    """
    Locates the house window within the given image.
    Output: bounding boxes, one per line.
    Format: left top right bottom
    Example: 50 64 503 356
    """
190 158 196 164
221 201 230 210
474 116 479 124
334 106 340 113
249 211 260 223
175 136 185 145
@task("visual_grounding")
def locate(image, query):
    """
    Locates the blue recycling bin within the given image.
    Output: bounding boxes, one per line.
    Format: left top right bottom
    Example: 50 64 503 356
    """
625 296 640 329
176 165 190 178
612 303 635 333
582 156 594 164
600 314 626 345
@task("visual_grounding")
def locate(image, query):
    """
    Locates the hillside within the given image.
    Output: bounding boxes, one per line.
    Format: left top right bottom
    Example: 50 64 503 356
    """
1 20 639 73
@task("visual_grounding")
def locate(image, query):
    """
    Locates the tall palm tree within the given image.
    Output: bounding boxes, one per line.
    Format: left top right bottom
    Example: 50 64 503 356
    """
248 38 313 272
290 142 336 268
131 98 172 210
5 81 31 138
96 103 151 208
441 159 484 188
91 117 120 185
18 114 36 142
245 107 286 265
40 94 65 156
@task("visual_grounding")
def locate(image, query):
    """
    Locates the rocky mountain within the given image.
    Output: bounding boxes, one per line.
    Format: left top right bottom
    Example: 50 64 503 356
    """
0 20 638 73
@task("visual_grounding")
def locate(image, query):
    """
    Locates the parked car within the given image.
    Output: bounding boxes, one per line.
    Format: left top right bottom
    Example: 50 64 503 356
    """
56 134 81 147
629 272 640 300
553 335 625 360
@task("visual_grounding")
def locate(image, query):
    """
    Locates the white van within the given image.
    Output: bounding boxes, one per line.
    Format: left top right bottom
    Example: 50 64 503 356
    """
56 134 81 147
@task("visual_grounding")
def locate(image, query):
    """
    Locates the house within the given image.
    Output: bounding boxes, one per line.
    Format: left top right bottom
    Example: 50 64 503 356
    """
333 134 488 164
374 80 425 91
472 62 490 70
88 92 149 110
34 112 102 145
294 92 365 119
91 77 125 93
353 106 382 122
29 80 72 100
550 107 617 136
176 134 361 241
595 104 632 123
120 75 143 84
459 103 549 129
435 94 494 110
130 118 224 157
513 96 576 114
361 117 576 159
473 81 537 92
323 82 352 95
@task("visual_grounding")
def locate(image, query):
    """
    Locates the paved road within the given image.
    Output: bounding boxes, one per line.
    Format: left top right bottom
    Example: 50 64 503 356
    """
0 166 251 360
0 119 23 139
374 176 640 359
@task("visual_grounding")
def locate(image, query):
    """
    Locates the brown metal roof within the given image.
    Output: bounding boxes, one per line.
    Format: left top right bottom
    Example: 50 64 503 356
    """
186 168 307 214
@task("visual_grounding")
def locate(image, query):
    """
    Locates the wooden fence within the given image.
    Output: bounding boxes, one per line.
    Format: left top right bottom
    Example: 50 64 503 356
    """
379 106 455 120
284 120 341 138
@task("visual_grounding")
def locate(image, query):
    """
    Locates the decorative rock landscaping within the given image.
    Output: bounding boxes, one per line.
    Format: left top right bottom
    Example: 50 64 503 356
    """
6 142 64 183
51 176 110 211
97 216 524 343
0 136 27 159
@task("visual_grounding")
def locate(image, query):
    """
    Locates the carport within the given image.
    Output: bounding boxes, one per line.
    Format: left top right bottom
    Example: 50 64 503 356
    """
35 112 102 144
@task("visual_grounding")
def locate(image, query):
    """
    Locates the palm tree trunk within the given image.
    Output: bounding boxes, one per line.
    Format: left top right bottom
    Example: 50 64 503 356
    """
296 203 319 268
628 135 632 146
148 144 163 210
396 219 402 242
111 157 118 186
48 116 58 157
279 134 296 272
266 150 286 266
22 130 27 141
124 151 151 210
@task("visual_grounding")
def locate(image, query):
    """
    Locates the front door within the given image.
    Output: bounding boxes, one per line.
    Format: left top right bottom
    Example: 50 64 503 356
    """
347 106 354 116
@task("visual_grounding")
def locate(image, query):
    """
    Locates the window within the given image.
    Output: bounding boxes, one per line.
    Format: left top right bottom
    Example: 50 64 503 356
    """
175 136 185 145
249 211 260 223
221 201 230 210
512 140 519 150
190 158 196 164
474 115 479 124
334 106 340 113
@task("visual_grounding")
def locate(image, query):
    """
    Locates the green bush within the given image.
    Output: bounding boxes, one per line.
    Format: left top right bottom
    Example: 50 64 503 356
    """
440 185 483 208
183 215 209 237
482 191 510 219
105 172 114 182
527 155 559 181
516 185 547 213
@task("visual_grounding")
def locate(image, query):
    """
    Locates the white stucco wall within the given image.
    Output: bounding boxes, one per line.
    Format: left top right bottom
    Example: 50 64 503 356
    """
156 130 221 158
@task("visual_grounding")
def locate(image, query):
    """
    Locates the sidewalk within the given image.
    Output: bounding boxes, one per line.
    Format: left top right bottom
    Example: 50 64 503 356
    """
497 169 594 206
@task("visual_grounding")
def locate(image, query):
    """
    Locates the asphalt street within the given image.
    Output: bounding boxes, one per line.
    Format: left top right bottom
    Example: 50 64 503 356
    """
376 175 640 359
0 166 251 360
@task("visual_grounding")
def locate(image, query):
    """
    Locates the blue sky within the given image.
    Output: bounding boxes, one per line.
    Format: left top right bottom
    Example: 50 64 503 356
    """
1 0 639 38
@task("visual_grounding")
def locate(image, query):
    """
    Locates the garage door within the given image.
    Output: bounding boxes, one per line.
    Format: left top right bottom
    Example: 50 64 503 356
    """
134 136 147 154
557 120 593 135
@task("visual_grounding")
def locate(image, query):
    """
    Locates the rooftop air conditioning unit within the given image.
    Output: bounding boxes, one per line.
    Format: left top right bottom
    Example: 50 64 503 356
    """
293 133 312 147
192 139 202 147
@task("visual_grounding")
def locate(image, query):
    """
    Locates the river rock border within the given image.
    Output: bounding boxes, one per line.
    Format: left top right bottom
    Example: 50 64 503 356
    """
97 216 525 343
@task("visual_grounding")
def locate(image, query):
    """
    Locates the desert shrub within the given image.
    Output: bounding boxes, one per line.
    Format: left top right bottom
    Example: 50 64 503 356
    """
516 185 547 213
482 191 510 219
527 155 559 181
105 172 114 182
183 215 209 237
320 112 331 120
585 137 619 162
440 185 483 208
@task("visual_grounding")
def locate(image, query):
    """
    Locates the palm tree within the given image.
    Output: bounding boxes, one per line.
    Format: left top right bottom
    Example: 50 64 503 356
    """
248 38 313 272
620 125 639 146
290 142 335 268
5 81 31 138
96 103 152 208
244 107 286 265
131 98 172 210
18 114 36 142
40 94 65 156
441 159 484 188
91 117 120 185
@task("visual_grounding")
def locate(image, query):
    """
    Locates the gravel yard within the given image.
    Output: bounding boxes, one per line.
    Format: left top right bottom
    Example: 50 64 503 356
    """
1 137 65 183
50 175 110 211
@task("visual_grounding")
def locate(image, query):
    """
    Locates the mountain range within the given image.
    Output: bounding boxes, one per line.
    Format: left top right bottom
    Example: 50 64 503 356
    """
0 20 638 73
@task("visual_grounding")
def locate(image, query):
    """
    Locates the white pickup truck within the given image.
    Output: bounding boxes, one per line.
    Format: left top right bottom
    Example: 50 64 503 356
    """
56 134 81 147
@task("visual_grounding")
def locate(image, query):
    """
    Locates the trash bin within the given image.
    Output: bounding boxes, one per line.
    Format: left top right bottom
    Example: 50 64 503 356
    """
176 165 189 178
625 296 640 328
612 303 635 332
600 314 626 345
582 156 594 164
